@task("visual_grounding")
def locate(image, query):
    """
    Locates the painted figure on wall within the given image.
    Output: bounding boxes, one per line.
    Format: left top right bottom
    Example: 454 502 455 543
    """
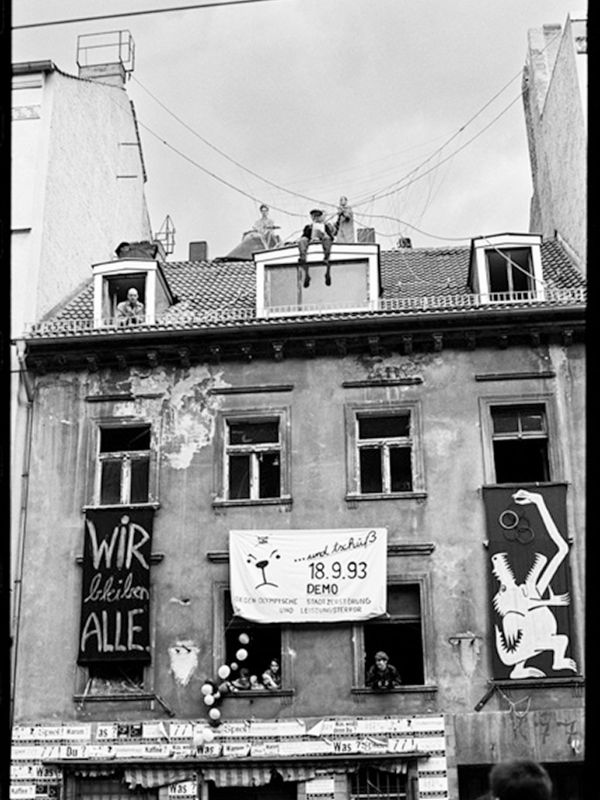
491 489 577 679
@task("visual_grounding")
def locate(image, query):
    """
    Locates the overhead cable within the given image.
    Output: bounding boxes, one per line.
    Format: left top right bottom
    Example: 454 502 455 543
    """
12 0 286 29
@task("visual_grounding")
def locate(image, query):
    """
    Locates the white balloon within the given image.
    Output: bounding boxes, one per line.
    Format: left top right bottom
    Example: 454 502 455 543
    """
217 665 231 680
203 694 215 706
208 707 221 720
201 683 213 696
230 662 238 671
238 633 250 645
202 727 215 743
236 648 248 661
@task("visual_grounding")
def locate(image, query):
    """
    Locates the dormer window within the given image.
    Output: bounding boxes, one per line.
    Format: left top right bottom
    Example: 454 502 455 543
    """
255 242 380 317
469 233 544 303
91 241 173 327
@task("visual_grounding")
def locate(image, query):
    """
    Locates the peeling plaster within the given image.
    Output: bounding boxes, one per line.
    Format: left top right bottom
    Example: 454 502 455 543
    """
97 367 230 470
448 631 483 677
168 640 200 686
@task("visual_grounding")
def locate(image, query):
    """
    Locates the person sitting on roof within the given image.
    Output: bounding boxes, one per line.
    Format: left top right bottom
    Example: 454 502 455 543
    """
251 204 281 249
298 209 336 288
116 287 145 324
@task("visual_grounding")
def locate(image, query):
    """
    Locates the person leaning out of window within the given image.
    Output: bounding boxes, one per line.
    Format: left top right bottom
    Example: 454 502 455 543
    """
366 651 402 690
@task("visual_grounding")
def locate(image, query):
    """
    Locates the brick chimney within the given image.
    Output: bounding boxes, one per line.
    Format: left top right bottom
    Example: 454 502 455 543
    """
189 241 208 261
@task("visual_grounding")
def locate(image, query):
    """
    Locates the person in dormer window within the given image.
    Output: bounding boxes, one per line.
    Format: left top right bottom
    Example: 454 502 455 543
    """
298 209 336 288
366 651 401 690
116 287 145 324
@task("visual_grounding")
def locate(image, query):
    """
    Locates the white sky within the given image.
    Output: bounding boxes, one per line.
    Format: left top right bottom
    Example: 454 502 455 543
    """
12 0 585 260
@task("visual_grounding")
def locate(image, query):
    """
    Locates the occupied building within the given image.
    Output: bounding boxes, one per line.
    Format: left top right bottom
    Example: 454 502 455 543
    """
11 230 585 800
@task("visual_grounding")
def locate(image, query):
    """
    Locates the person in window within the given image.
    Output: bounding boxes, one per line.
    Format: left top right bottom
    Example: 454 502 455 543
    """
334 195 355 243
230 667 251 690
261 658 281 690
116 287 145 324
366 651 402 690
251 204 281 249
298 209 336 288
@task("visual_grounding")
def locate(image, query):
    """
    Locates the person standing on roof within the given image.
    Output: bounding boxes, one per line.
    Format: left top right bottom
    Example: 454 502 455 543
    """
298 209 336 288
334 195 355 243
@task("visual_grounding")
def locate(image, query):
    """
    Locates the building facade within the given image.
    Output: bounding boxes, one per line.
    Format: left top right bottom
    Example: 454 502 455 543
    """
522 12 587 275
11 234 585 800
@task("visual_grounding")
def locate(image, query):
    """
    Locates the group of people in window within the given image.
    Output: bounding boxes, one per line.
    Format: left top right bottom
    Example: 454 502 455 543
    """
224 653 402 692
226 658 282 692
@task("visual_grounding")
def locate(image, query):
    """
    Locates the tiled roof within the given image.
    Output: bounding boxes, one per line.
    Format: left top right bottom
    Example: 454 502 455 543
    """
49 239 584 326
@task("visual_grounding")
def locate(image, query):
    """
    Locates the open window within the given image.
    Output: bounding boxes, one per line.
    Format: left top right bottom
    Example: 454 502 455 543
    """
214 409 291 507
468 233 544 302
101 272 147 322
491 404 550 483
96 424 152 505
345 403 425 499
361 584 425 687
222 589 285 691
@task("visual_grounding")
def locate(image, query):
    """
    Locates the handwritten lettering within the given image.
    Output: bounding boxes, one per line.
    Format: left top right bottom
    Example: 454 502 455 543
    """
83 572 150 603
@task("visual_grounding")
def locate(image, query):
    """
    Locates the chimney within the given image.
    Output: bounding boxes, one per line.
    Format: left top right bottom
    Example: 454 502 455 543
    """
189 241 208 261
357 228 376 243
115 240 158 260
76 31 134 88
397 237 412 248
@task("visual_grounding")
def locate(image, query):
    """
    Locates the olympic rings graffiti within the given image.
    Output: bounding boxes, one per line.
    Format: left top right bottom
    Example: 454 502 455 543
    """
498 508 535 544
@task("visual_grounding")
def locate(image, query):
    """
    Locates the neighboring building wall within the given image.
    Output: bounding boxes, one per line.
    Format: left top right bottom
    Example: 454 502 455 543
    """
523 15 587 273
12 342 585 775
11 67 152 336
10 65 152 651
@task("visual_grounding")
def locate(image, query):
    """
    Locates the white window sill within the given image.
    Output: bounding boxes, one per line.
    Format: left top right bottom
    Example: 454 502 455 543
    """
212 497 292 509
345 492 427 503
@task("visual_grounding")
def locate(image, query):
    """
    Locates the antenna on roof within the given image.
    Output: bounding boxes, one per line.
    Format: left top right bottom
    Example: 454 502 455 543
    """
154 215 176 255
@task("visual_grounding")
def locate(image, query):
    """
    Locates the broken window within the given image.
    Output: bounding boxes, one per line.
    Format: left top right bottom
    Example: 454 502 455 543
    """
486 247 535 296
491 405 550 483
362 584 425 687
226 419 281 500
98 425 151 505
357 412 413 494
84 661 146 696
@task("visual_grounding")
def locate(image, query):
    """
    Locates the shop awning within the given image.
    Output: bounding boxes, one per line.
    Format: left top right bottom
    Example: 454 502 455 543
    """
125 767 198 789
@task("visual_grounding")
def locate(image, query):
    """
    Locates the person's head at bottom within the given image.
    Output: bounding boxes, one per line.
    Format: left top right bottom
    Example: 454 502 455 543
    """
489 759 552 800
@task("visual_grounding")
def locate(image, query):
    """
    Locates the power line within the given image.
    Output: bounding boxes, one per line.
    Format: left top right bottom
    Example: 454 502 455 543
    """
132 76 336 210
12 0 285 30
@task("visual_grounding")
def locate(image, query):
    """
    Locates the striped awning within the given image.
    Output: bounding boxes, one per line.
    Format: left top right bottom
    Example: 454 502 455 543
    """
125 767 197 788
200 764 323 787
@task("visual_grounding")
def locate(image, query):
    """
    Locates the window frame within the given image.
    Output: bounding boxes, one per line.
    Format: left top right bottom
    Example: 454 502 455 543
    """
345 402 426 501
479 395 561 485
212 582 293 695
351 574 435 692
213 407 292 508
469 233 545 303
87 418 158 508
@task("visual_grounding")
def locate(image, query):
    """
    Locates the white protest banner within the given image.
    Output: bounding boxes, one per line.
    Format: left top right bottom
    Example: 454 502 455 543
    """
229 528 387 622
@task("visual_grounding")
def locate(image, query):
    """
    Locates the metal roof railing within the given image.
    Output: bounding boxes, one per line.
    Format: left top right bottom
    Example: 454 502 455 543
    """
22 287 586 339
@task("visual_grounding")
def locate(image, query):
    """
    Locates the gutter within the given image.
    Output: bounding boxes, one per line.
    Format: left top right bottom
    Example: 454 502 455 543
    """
10 341 36 728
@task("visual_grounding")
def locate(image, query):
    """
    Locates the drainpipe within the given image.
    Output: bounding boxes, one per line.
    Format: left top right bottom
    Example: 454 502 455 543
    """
10 340 36 728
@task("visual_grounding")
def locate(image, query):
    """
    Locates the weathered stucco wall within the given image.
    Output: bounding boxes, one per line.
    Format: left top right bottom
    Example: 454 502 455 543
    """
14 343 585 765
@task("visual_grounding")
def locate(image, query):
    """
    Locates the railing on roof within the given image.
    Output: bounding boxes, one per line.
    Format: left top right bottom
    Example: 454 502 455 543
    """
23 287 586 338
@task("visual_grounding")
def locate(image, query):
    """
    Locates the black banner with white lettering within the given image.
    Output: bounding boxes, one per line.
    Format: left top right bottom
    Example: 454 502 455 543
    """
78 508 154 664
483 485 577 680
